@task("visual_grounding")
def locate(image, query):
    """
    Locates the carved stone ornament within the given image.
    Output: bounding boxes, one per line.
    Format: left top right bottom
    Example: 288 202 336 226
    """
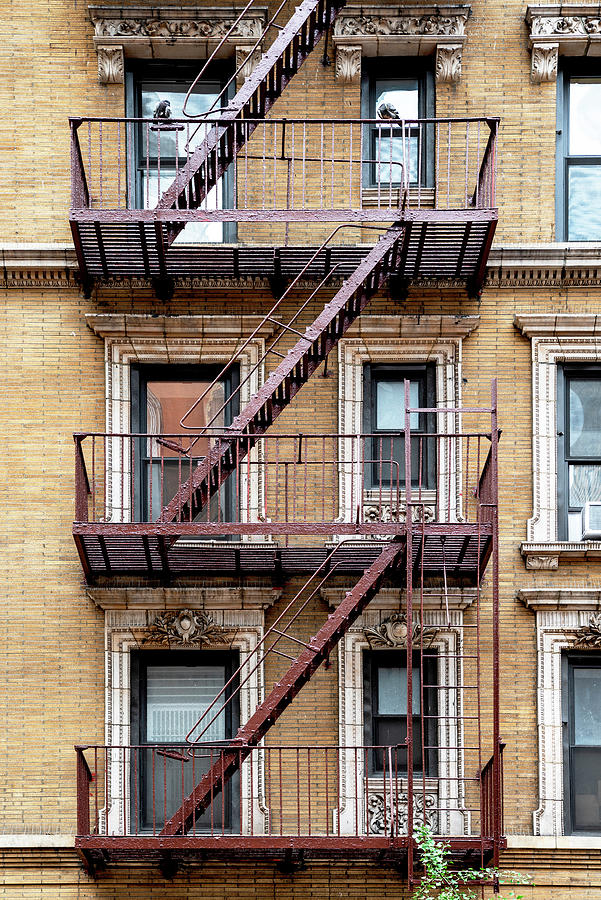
526 7 601 83
531 43 558 83
364 613 438 649
572 613 601 648
525 554 559 571
367 790 438 834
436 44 462 83
97 45 124 84
335 45 362 83
333 9 469 39
236 46 262 83
143 609 232 647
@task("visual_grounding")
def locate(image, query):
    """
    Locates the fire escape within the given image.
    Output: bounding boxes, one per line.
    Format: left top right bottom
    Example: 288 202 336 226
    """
70 0 503 881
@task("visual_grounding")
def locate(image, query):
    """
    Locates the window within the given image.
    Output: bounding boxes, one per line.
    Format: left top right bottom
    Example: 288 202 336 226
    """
131 650 239 831
126 61 235 242
361 59 434 188
363 650 438 775
558 66 601 240
557 365 601 540
563 653 601 833
362 363 435 490
131 363 239 523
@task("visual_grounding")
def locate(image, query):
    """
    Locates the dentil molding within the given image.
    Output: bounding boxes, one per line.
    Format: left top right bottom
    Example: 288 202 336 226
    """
89 5 267 83
332 5 470 84
526 5 601 82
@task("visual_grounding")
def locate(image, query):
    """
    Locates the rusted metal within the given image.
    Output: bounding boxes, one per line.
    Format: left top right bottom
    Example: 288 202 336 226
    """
160 541 404 835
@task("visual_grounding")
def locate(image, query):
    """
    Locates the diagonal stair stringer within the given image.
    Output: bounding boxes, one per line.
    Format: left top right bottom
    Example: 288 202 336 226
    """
158 222 407 525
157 0 347 240
160 538 405 836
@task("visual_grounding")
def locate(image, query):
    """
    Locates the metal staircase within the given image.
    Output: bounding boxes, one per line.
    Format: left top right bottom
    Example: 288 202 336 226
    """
157 0 347 244
158 223 406 524
161 539 405 836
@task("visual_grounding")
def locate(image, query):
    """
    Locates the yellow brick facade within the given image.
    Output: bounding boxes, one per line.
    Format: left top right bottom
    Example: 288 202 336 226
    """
3 0 601 896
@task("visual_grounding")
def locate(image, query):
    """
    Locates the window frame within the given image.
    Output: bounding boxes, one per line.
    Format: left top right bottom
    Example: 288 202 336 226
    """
562 651 601 835
556 61 601 241
363 649 438 777
360 58 435 190
556 363 601 540
131 648 240 833
362 362 436 490
130 362 240 523
125 60 236 241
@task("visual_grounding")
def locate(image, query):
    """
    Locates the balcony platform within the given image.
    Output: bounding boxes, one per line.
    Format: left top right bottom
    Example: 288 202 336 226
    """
73 527 492 584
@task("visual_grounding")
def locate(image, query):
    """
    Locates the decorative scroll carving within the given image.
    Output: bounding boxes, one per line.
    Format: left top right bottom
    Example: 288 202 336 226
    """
572 613 601 648
367 791 438 834
97 45 124 84
364 613 438 649
526 7 601 82
363 504 435 525
525 554 559 571
91 12 265 41
236 46 262 83
531 43 558 83
143 609 233 646
335 45 362 83
334 12 468 38
436 44 462 83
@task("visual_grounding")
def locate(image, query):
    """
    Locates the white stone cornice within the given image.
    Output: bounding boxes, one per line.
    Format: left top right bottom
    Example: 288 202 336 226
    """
85 313 276 341
518 588 601 610
526 5 601 82
321 586 476 610
514 313 601 337
332 5 470 83
89 5 267 82
344 314 480 340
87 585 281 610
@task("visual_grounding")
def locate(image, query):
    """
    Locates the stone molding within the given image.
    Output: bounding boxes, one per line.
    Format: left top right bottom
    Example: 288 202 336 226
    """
322 585 477 610
87 584 281 610
86 312 276 342
104 606 267 836
521 540 601 567
526 5 601 82
337 317 477 534
518 594 601 835
515 314 601 545
89 6 267 82
332 5 470 84
337 608 469 836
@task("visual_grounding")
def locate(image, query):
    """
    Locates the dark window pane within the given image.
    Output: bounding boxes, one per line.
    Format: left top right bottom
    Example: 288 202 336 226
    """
574 668 601 745
568 167 601 240
572 748 601 830
569 379 601 456
569 80 601 155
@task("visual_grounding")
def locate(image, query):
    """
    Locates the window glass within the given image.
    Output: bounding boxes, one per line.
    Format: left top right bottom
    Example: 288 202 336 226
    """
568 465 601 507
569 79 601 155
146 664 226 742
146 378 225 457
140 84 220 158
568 167 601 240
375 79 419 119
377 664 420 714
569 379 601 456
376 379 420 430
574 667 601 745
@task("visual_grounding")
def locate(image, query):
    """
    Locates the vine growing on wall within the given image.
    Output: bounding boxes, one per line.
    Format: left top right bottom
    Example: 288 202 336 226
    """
411 825 530 900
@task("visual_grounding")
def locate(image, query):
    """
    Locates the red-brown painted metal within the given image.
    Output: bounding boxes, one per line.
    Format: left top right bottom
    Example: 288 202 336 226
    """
160 540 404 835
157 0 347 241
158 225 405 526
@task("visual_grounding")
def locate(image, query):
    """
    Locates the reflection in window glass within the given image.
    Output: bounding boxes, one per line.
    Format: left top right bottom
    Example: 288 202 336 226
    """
569 80 601 155
568 167 601 240
568 465 601 507
377 665 420 715
574 668 601 745
146 664 226 742
569 379 601 455
373 79 419 184
376 380 419 430
375 80 419 120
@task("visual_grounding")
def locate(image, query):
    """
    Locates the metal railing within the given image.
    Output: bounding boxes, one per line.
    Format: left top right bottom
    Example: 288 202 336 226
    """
74 429 495 534
70 116 498 219
75 743 503 843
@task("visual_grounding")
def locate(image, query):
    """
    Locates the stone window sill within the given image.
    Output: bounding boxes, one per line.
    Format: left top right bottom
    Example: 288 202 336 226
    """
521 541 601 570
